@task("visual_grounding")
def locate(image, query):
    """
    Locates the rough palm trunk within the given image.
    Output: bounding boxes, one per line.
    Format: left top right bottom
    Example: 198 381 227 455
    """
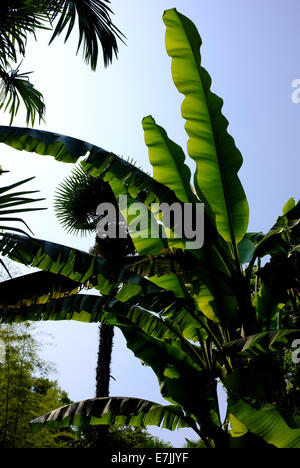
96 324 114 397
93 323 114 448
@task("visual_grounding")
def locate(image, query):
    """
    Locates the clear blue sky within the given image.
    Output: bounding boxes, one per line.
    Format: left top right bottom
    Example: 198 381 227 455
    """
1 0 300 446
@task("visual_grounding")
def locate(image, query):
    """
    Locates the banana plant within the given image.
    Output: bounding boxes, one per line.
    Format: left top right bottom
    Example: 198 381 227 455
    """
0 8 299 448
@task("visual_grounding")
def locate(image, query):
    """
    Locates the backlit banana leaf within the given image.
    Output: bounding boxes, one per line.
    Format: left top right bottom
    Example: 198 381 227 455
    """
229 396 300 448
224 329 300 359
250 199 300 263
142 115 211 253
0 270 82 309
142 115 196 204
0 293 204 371
150 249 237 326
30 397 191 432
0 126 93 163
237 237 255 265
0 233 174 309
102 172 170 255
163 8 249 246
0 126 179 206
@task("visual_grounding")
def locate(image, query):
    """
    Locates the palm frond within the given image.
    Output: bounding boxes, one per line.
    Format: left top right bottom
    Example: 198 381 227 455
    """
0 175 46 236
55 165 136 256
48 0 125 69
0 65 45 126
0 173 46 275
0 0 48 67
54 165 107 235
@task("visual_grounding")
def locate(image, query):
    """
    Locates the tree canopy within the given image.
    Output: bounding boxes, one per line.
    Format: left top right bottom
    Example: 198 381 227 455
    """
0 322 75 448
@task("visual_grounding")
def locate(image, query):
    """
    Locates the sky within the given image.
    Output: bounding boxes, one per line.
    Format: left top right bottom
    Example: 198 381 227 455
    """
1 0 300 447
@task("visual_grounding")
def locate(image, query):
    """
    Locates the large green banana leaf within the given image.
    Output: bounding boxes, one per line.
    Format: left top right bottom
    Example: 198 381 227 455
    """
0 233 176 311
0 126 180 208
224 329 300 359
237 236 256 265
149 257 237 327
0 126 93 163
142 115 196 204
163 8 249 246
250 199 300 263
147 245 237 327
229 396 300 448
102 171 171 255
0 271 82 309
30 397 192 432
129 250 198 278
0 293 204 372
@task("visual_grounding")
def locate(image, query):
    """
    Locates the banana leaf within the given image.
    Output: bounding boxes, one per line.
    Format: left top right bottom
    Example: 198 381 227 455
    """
142 115 196 204
30 397 192 432
163 8 249 246
224 329 300 358
229 396 300 448
0 233 176 311
0 270 82 309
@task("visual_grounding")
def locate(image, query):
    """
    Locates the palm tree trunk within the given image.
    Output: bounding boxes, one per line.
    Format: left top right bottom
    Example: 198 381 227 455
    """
96 324 114 396
93 323 114 449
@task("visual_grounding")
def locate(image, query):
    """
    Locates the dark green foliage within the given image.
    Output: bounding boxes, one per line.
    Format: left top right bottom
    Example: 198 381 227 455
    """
108 426 173 449
0 323 75 448
71 425 173 449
